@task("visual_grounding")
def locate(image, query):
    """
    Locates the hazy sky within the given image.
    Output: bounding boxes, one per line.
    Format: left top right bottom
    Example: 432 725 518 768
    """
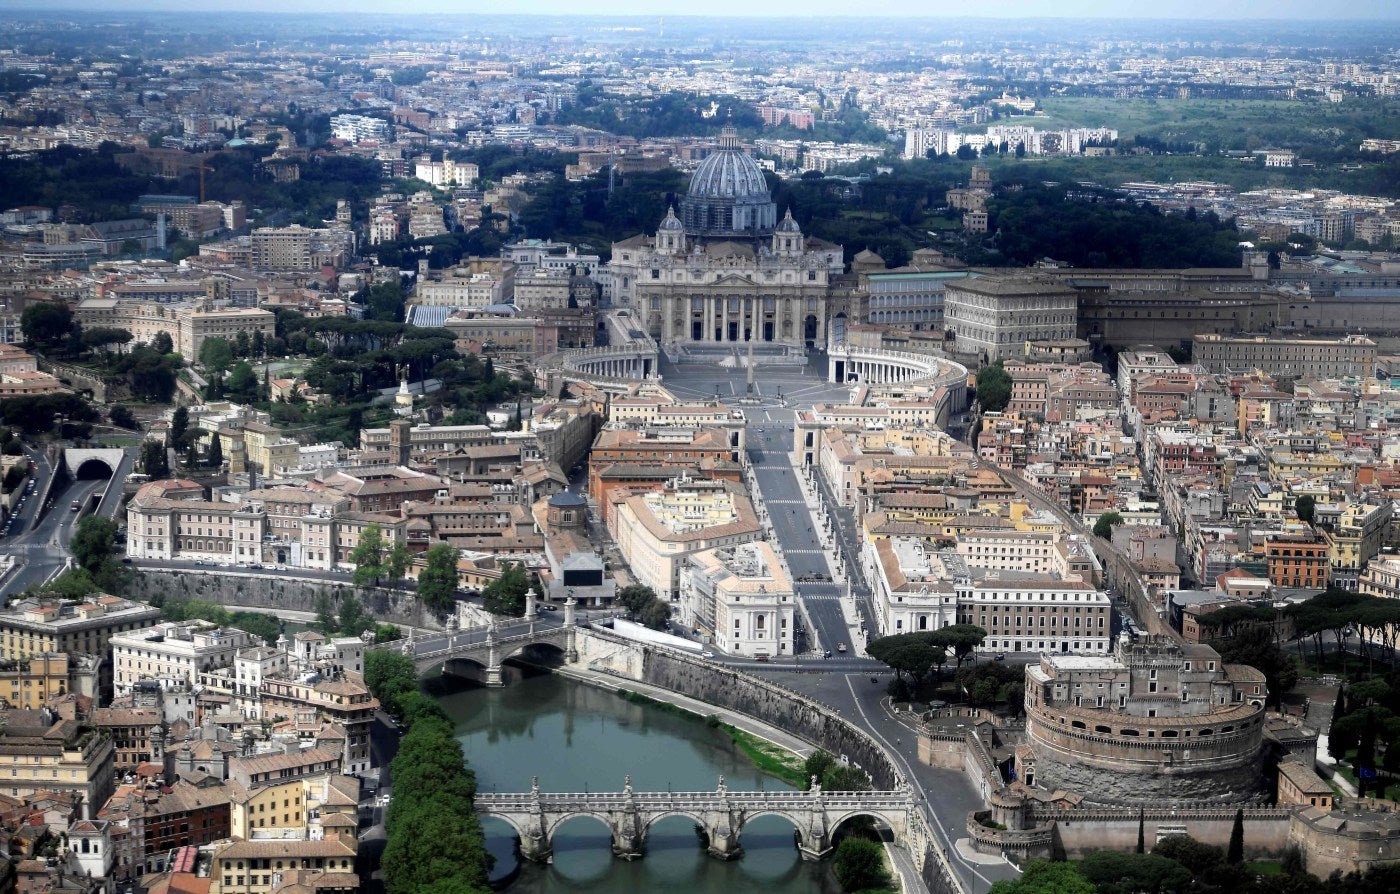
11 0 1400 19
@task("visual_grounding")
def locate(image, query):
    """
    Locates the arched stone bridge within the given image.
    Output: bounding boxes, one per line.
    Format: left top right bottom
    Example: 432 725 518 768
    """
477 775 916 863
402 598 584 686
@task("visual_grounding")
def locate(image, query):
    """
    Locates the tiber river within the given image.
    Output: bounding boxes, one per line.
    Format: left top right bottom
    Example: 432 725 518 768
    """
439 670 846 893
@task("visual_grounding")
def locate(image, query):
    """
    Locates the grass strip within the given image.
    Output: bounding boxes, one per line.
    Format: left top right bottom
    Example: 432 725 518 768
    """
720 723 809 789
613 690 808 788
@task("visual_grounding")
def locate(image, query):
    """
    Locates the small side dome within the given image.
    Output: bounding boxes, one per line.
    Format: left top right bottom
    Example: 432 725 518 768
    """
776 209 802 233
658 205 683 231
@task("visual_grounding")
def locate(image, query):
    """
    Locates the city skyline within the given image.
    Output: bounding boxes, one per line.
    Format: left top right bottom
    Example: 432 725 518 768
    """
6 0 1400 20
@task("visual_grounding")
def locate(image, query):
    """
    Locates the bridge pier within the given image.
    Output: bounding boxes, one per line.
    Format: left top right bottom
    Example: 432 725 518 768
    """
518 777 552 863
797 778 833 861
612 776 646 859
705 775 743 860
484 624 505 688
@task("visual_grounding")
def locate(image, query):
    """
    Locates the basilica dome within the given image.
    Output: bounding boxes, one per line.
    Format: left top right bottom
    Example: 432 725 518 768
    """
680 125 777 240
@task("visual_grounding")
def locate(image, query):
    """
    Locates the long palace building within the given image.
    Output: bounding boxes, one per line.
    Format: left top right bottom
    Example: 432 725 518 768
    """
610 125 847 348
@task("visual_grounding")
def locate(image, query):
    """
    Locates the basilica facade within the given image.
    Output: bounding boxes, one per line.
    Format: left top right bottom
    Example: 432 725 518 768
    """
610 126 846 348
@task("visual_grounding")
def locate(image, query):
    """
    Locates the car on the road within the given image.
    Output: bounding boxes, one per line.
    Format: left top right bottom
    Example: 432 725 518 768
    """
837 643 847 653
701 650 715 659
823 650 832 659
994 653 1006 661
755 654 770 662
70 501 80 511
543 604 558 612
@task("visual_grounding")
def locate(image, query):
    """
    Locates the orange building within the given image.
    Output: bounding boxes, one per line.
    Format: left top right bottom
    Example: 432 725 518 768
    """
1266 530 1330 589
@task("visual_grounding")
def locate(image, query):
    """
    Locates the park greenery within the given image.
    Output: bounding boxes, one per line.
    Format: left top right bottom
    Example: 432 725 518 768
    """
482 561 537 617
616 583 672 630
349 523 410 589
1094 511 1124 540
989 833 1400 894
381 687 492 894
365 650 418 722
976 361 1012 412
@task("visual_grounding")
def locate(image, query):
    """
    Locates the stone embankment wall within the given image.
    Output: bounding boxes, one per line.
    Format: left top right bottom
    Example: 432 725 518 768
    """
127 569 447 631
640 646 901 790
633 643 966 894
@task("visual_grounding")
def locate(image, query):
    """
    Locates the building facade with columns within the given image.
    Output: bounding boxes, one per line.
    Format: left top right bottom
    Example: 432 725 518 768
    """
609 126 846 349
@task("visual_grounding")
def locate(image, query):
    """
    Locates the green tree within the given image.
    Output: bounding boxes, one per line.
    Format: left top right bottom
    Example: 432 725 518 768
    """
151 331 174 355
199 336 234 378
386 542 410 583
225 361 258 403
483 562 529 617
109 405 137 430
229 611 282 646
207 433 223 469
802 751 837 790
1094 511 1124 540
70 515 119 575
976 361 1012 412
1136 809 1146 854
1077 851 1193 894
375 623 403 643
832 838 887 893
365 650 418 719
172 408 191 444
418 543 461 612
313 591 337 635
1228 808 1244 864
1295 494 1316 525
866 632 946 686
338 591 370 637
1152 835 1224 876
20 303 74 351
931 624 987 666
350 523 387 586
988 860 1094 894
140 440 169 479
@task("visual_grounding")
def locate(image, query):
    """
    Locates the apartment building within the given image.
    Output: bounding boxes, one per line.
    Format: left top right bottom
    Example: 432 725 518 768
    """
1265 528 1331 589
0 595 161 663
0 712 115 818
612 476 761 599
959 578 1111 655
110 621 258 697
0 653 71 710
259 671 378 776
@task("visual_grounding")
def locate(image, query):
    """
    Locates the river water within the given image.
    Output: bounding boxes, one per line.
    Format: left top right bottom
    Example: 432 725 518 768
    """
439 670 842 893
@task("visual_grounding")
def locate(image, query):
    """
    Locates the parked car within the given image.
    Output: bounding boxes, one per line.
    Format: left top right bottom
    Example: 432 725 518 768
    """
755 654 770 662
701 650 715 659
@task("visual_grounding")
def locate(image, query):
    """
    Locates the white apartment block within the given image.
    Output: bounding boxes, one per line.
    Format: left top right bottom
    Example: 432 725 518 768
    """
330 114 388 143
903 127 957 160
682 542 796 659
111 621 257 697
414 157 478 188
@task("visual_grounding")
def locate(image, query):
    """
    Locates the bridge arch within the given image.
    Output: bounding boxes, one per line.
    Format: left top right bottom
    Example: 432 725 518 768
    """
546 812 616 842
738 809 806 845
503 641 568 666
643 809 707 835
